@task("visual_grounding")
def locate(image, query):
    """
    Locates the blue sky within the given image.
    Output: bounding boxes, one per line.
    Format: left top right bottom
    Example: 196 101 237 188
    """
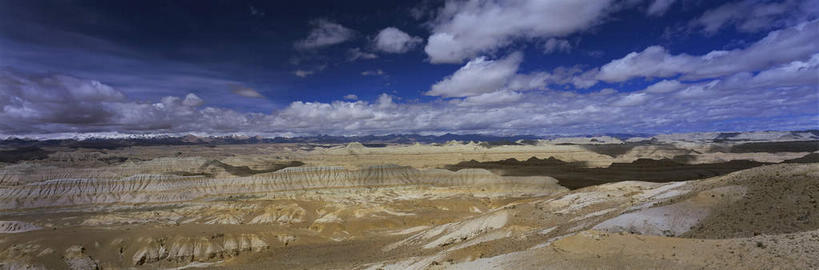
0 0 817 137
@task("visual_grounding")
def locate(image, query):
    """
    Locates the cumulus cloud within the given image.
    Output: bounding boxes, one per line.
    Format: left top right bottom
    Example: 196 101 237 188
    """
3 22 818 137
425 54 604 101
270 96 406 134
263 49 817 135
0 68 257 134
424 0 615 63
426 52 523 97
231 86 264 98
374 27 423 53
597 19 819 82
109 96 255 133
2 55 817 137
182 93 204 107
375 93 396 109
0 68 124 128
272 56 816 134
294 19 355 50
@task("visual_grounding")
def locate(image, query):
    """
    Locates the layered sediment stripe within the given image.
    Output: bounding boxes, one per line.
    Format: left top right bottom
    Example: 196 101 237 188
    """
0 157 212 186
0 165 503 209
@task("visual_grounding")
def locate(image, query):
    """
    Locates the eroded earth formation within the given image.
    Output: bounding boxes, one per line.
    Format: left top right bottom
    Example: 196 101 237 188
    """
0 131 817 269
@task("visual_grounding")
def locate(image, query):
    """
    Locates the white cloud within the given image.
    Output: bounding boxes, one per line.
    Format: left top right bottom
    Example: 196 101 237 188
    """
596 88 618 95
674 80 719 100
292 64 327 78
643 79 683 93
271 98 406 134
458 90 523 106
2 46 818 136
231 87 264 98
505 66 599 91
347 48 378 61
646 0 676 17
294 19 355 50
707 53 819 92
506 71 557 92
192 50 816 135
343 94 358 100
744 53 819 87
612 92 649 106
0 70 124 128
424 0 615 63
0 68 258 134
374 27 423 53
375 93 396 109
691 0 818 34
182 93 204 107
543 38 572 54
293 70 314 78
361 69 385 76
425 56 599 100
570 69 601 89
597 45 687 82
426 52 523 97
597 19 819 82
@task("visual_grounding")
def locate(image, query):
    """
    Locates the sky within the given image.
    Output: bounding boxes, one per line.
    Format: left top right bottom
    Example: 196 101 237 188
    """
0 0 817 138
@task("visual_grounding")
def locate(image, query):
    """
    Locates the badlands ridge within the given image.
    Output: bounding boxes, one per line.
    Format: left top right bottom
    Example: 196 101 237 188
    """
0 131 817 269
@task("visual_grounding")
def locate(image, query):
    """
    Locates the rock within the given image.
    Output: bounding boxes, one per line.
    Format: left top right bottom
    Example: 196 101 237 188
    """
62 246 98 270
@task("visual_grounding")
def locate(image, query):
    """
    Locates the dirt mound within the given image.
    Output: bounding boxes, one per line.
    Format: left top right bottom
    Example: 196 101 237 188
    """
684 164 819 238
199 160 304 176
784 152 819 163
449 229 819 270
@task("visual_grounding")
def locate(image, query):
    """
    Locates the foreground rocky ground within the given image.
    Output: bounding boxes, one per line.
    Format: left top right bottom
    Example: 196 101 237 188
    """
0 133 817 269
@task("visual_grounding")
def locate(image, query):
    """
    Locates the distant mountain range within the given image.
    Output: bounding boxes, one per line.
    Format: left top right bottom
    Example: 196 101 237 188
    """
0 133 544 149
0 130 816 149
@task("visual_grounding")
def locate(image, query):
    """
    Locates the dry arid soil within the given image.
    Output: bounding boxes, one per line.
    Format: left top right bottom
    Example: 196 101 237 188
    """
0 132 818 269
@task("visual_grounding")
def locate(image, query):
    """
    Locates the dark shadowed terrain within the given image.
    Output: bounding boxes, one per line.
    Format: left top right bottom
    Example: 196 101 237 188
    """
445 157 773 189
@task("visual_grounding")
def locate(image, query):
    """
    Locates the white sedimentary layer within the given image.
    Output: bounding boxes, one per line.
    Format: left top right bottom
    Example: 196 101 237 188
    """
0 221 41 233
131 234 270 265
0 165 518 209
